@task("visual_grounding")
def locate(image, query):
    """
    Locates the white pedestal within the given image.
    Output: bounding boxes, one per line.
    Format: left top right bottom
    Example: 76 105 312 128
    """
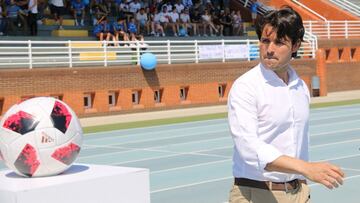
0 164 150 203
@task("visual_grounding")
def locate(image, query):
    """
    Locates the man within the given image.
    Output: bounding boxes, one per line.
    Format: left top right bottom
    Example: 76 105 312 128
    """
49 0 65 29
228 7 344 203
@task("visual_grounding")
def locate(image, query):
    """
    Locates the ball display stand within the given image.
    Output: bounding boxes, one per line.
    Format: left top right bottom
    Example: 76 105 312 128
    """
0 164 150 203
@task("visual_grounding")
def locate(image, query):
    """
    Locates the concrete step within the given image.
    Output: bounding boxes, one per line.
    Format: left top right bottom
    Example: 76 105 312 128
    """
52 29 89 37
38 25 93 31
43 18 75 26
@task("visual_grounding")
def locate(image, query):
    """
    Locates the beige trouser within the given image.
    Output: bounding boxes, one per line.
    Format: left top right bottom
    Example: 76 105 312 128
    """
229 183 311 203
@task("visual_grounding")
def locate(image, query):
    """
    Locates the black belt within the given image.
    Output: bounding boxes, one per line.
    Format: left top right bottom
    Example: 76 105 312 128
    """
234 177 306 191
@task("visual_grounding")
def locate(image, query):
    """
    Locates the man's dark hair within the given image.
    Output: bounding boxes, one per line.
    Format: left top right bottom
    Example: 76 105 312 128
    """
255 6 305 57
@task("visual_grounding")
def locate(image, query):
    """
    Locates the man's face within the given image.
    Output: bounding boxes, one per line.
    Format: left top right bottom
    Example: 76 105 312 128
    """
259 24 299 73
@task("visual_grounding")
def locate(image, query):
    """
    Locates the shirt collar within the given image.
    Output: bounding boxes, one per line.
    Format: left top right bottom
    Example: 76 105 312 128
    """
259 63 300 87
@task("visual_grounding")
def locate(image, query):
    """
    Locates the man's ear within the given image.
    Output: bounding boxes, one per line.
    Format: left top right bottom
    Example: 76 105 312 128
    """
292 40 301 53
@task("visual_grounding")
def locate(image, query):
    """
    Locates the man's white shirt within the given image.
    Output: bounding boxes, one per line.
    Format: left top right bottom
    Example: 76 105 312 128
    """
228 63 310 182
129 2 141 13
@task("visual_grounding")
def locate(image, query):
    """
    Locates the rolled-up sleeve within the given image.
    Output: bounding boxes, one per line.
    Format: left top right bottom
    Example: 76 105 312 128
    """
228 81 282 171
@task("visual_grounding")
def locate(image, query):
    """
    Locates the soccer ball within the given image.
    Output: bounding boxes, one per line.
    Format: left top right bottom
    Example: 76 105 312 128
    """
0 97 83 177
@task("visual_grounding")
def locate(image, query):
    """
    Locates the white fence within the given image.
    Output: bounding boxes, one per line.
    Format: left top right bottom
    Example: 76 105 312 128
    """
304 20 360 39
0 38 317 69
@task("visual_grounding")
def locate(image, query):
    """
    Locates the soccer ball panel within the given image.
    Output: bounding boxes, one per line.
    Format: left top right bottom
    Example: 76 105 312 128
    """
6 131 39 177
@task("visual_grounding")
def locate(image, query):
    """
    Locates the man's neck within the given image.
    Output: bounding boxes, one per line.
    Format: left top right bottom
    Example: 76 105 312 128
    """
275 70 289 85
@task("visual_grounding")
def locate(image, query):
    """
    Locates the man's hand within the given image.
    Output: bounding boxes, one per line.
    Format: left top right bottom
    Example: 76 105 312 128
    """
302 162 345 189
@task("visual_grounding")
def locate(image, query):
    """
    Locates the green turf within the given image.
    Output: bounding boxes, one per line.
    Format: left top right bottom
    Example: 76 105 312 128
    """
83 99 360 134
310 99 360 109
83 113 227 133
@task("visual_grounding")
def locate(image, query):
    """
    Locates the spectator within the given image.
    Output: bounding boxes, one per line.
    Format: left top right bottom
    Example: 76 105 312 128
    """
232 10 242 36
112 17 130 46
127 16 138 35
91 4 107 25
127 16 147 48
164 1 172 12
36 0 47 24
250 0 260 25
219 8 232 36
190 8 201 36
94 16 115 45
169 7 179 36
27 0 37 35
141 0 150 9
0 2 6 35
15 0 28 33
211 10 222 36
159 5 176 36
152 8 165 36
179 8 193 36
136 7 148 35
71 0 85 26
174 0 184 13
49 0 65 29
201 9 217 36
90 0 109 16
182 0 192 10
6 0 26 34
129 0 141 15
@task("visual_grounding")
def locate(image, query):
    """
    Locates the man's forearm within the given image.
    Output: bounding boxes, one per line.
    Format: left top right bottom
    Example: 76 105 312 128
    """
265 155 309 175
265 155 345 189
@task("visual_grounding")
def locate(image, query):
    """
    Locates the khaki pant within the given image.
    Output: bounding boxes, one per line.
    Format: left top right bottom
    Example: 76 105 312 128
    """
229 183 311 203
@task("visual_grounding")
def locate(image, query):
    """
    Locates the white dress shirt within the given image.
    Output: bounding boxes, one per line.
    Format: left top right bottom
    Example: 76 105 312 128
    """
228 63 310 182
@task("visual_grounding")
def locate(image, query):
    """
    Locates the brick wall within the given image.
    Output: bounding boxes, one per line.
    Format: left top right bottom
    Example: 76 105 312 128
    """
0 60 316 117
326 62 360 92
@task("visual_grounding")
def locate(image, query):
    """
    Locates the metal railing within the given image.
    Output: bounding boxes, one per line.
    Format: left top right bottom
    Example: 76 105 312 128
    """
304 20 360 39
329 0 360 17
291 0 328 21
0 38 317 69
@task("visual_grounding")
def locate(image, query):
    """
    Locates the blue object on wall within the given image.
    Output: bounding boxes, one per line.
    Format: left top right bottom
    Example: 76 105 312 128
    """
140 53 157 70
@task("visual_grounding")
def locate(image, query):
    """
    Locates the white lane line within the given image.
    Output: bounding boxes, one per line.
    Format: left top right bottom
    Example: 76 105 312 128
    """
310 138 360 149
150 176 233 193
310 112 360 122
151 159 232 174
309 174 360 187
82 120 358 148
311 104 360 113
310 127 360 137
85 118 227 136
79 130 359 161
316 154 360 162
150 172 360 195
85 128 228 146
310 119 360 127
342 167 360 172
85 121 227 140
79 144 231 162
79 138 231 159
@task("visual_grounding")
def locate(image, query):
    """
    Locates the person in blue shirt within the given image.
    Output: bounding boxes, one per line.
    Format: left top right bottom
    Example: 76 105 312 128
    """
6 0 25 34
112 17 129 46
250 0 260 25
93 16 115 45
127 16 146 49
71 0 85 26
128 17 137 35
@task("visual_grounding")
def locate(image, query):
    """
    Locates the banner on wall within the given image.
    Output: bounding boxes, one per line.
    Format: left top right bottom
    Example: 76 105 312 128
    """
199 45 249 60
